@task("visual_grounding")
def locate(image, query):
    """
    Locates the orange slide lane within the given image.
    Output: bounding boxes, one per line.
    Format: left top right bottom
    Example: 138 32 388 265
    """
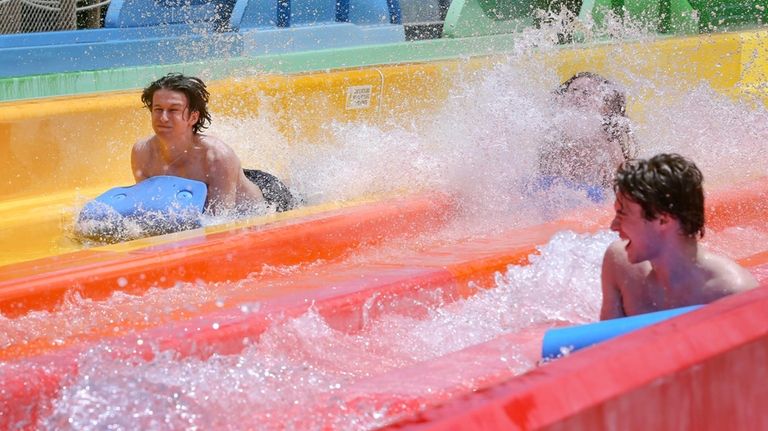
0 207 612 362
0 192 456 317
1 174 763 316
0 177 766 362
704 176 768 230
0 212 613 429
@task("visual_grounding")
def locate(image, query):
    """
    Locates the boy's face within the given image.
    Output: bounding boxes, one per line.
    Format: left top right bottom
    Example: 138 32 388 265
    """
611 193 664 264
560 77 607 114
150 89 199 138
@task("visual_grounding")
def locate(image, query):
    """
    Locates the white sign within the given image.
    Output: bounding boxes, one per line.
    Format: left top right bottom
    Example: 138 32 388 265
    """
345 85 373 110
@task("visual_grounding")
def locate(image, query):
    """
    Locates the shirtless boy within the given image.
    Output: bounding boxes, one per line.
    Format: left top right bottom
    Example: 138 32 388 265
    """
539 72 638 191
600 153 757 319
131 73 296 215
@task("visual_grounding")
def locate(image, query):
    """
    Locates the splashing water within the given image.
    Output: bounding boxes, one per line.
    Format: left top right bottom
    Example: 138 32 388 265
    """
34 230 613 431
68 9 767 243
0 261 324 350
10 15 768 429
636 84 768 186
213 23 768 233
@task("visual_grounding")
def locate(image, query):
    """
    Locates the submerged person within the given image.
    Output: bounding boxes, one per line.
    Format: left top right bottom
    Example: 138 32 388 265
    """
536 72 638 202
600 153 757 320
131 73 298 215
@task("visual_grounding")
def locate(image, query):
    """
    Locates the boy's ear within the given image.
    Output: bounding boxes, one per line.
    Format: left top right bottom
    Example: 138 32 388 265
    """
657 212 676 230
188 110 200 124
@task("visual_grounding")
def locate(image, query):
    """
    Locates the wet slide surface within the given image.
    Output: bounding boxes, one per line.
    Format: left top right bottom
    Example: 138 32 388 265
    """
2 21 768 429
1 176 767 429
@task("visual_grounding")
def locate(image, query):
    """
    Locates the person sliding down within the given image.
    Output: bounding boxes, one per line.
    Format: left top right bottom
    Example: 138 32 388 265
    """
131 73 298 216
600 153 756 320
536 72 638 202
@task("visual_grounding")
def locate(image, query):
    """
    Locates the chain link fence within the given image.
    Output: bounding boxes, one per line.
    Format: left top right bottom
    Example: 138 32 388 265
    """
0 0 110 34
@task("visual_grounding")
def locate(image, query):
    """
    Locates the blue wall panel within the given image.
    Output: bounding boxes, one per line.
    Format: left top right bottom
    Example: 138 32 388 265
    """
348 0 400 24
0 0 405 78
105 0 232 28
0 35 242 77
0 26 199 48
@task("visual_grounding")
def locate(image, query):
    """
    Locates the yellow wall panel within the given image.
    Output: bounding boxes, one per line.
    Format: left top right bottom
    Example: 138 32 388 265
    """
739 30 768 103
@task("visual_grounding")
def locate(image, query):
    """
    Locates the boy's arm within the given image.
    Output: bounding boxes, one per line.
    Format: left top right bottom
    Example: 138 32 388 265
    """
131 139 150 182
600 242 627 320
204 142 242 215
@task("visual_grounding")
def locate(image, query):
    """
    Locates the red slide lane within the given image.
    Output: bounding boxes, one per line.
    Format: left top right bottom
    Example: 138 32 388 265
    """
385 277 768 431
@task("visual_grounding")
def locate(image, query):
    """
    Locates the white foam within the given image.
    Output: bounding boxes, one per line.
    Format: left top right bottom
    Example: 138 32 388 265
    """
37 231 613 431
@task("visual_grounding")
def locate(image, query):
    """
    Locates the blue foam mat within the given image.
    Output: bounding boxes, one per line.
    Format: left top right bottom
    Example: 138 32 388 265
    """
541 305 702 359
77 176 207 238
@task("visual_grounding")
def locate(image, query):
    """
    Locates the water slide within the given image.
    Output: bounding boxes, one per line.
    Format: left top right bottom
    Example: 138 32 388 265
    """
2 0 768 428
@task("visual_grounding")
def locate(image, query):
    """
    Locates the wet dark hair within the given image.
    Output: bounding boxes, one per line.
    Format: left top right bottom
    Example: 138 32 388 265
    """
556 71 627 117
614 153 705 238
556 71 637 160
141 73 211 134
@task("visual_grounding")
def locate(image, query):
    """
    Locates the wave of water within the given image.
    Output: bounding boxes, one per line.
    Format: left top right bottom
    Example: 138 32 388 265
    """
34 230 613 430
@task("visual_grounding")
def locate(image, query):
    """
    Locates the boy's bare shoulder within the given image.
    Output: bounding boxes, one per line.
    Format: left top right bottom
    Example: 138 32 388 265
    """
132 136 153 152
197 135 237 159
603 239 630 267
702 252 758 297
602 239 651 283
